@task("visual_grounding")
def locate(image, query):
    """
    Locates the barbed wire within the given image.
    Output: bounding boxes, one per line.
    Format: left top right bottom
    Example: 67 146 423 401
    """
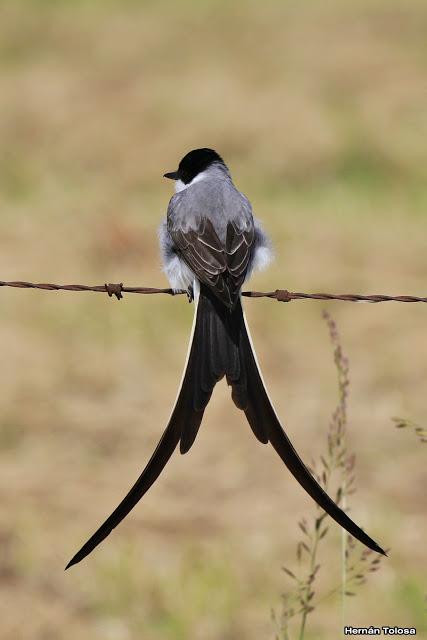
0 279 426 304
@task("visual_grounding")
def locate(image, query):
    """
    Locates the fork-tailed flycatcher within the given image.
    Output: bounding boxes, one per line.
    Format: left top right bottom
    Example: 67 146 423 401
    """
66 148 385 569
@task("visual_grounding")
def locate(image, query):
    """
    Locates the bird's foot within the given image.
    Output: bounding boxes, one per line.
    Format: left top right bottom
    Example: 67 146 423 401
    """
186 285 194 303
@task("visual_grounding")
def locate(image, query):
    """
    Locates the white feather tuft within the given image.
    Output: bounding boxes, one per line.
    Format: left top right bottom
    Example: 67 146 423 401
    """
163 255 195 292
252 245 273 272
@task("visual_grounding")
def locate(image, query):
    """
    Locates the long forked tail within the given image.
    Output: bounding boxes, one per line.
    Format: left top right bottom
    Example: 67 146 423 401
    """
237 302 386 556
66 285 384 569
66 284 242 568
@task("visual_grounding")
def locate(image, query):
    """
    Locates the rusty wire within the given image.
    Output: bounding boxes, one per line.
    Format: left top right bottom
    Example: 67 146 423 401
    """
0 279 426 304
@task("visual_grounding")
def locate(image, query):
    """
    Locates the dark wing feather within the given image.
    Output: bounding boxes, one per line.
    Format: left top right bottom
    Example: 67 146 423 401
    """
169 218 254 308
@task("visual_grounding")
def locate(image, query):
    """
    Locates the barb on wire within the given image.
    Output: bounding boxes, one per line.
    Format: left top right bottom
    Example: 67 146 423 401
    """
0 279 426 304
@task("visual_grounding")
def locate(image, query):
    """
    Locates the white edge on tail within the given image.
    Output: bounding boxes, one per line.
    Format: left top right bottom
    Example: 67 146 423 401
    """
165 279 201 427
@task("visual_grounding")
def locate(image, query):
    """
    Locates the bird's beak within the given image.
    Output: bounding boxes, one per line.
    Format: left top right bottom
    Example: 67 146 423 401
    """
163 171 179 180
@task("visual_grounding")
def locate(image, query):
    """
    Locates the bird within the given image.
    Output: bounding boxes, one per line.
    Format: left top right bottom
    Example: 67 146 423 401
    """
66 148 385 569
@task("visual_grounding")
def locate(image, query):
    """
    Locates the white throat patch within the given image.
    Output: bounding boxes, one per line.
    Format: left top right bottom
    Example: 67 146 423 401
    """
174 170 209 193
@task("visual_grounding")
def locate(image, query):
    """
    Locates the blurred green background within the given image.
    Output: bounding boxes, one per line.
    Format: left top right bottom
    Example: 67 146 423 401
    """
0 1 426 638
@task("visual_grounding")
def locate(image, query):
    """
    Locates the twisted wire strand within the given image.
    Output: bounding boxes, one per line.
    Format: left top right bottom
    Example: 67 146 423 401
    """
0 279 426 304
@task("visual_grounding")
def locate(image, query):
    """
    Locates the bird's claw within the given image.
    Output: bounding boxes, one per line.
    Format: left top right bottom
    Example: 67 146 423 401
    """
186 285 194 303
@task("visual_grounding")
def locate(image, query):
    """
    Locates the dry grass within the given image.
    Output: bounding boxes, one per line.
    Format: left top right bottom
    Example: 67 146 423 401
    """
0 1 426 638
